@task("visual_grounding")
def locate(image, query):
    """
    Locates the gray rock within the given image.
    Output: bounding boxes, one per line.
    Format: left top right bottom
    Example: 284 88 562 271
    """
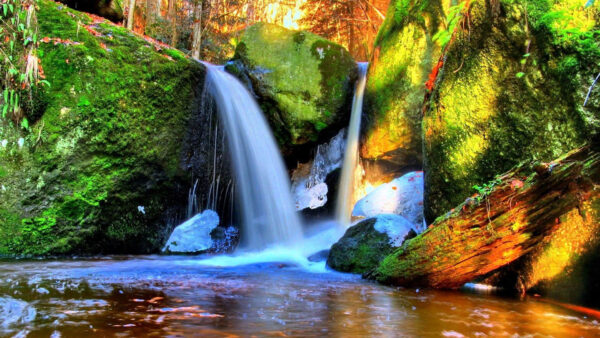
163 210 220 254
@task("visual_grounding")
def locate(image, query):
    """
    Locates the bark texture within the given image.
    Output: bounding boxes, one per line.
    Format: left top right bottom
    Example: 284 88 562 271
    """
372 146 600 289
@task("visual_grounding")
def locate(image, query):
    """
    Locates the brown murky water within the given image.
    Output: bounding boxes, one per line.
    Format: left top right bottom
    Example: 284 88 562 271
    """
0 256 598 337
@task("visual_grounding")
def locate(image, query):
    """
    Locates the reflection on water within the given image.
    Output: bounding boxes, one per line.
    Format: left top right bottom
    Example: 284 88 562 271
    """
0 256 599 337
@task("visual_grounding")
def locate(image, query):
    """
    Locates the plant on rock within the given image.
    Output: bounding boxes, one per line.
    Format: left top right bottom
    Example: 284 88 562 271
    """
0 0 48 129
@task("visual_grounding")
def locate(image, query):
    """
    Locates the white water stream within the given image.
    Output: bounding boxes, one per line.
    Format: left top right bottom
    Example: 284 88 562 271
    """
203 63 304 250
336 62 369 227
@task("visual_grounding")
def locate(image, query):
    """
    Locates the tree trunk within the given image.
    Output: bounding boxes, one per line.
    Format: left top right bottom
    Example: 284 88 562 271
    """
168 0 178 46
191 0 203 59
371 146 600 289
127 0 136 30
146 0 160 30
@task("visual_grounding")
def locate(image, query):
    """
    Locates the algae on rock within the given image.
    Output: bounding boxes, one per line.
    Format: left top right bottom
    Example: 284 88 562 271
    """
360 0 450 181
0 0 205 256
228 23 358 156
423 0 599 223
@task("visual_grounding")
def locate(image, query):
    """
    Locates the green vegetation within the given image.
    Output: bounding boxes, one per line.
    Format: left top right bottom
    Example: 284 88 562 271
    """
422 0 599 222
0 0 205 256
361 0 445 167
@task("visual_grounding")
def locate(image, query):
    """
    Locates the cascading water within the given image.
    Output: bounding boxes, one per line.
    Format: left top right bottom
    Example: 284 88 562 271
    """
202 63 304 250
336 62 369 227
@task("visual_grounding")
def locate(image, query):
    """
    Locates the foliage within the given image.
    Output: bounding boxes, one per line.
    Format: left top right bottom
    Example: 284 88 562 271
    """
432 1 467 49
0 0 47 128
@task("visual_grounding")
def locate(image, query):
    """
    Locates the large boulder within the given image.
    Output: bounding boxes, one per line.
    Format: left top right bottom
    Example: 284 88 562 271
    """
0 1 212 256
360 0 446 181
353 171 424 232
423 0 599 222
228 23 358 156
327 215 416 274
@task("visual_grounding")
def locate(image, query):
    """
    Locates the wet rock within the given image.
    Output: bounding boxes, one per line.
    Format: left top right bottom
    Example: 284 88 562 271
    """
210 226 240 254
353 171 425 232
292 130 345 219
163 210 220 254
308 250 330 262
327 215 416 274
0 297 36 329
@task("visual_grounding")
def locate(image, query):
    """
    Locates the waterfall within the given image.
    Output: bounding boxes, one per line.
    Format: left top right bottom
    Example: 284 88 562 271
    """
202 63 304 250
336 62 369 227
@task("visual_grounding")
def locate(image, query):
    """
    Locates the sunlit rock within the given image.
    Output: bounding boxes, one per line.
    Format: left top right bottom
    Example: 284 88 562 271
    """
0 297 36 329
163 210 220 254
227 23 357 154
352 171 424 232
327 215 416 274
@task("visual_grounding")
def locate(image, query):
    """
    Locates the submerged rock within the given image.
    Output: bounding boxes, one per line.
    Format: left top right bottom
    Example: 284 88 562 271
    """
228 23 357 154
327 215 416 274
353 171 424 232
163 210 220 254
0 297 36 329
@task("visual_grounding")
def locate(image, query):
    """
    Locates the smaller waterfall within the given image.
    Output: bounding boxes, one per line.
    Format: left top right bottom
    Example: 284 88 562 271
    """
202 63 304 250
336 62 369 227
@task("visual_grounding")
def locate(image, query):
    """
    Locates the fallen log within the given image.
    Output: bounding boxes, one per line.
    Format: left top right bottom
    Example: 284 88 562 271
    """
371 146 600 289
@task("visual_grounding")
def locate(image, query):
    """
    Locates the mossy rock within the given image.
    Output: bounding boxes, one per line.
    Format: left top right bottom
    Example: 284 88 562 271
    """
423 0 599 222
228 23 358 155
327 215 416 274
0 0 206 256
361 0 449 175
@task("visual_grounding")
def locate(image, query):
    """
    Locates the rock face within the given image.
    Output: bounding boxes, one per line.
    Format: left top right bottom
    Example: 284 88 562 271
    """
228 23 358 155
353 171 425 232
0 1 208 256
163 210 222 254
327 215 416 274
422 0 599 223
58 0 124 22
292 130 345 212
360 0 445 179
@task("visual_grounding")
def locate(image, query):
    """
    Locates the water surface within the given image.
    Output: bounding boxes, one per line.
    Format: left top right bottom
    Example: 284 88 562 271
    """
0 256 598 337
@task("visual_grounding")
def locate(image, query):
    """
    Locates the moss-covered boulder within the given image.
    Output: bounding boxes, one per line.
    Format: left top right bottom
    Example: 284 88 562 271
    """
327 215 416 274
228 23 358 155
423 0 599 222
361 0 448 179
0 0 207 256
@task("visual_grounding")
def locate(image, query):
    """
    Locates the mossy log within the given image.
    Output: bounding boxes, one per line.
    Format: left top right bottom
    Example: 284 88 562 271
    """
372 146 600 288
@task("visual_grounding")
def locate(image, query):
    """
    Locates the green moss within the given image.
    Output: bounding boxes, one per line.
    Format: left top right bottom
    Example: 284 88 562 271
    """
423 0 598 222
327 218 412 274
0 0 205 256
231 23 357 151
361 0 444 166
